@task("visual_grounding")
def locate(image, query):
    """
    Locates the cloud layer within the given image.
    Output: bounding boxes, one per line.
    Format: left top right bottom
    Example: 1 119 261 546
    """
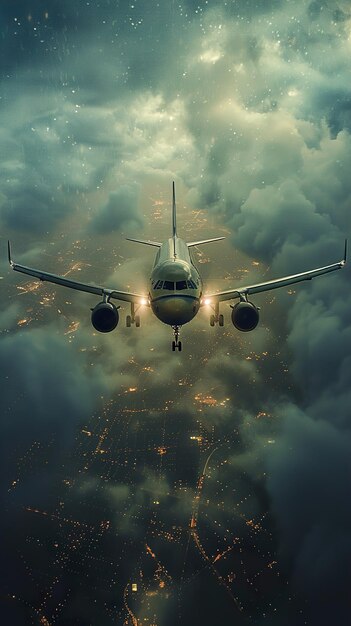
1 1 351 625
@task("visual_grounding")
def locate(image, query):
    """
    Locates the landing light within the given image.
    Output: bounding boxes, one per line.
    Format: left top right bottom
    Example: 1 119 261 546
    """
203 298 211 306
140 297 148 306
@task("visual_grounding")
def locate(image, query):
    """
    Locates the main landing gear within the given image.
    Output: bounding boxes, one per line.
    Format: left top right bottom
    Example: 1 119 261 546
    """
126 302 141 327
209 302 224 327
171 325 182 352
210 313 224 327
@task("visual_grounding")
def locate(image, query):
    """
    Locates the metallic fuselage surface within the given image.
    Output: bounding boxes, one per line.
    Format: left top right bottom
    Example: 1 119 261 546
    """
149 237 202 325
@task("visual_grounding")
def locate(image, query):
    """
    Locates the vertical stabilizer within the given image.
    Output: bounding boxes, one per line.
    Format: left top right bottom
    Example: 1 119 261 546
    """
172 181 177 237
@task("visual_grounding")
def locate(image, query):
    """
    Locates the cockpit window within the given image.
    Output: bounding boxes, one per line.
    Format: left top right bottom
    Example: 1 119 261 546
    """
154 280 163 289
187 279 197 289
163 281 175 290
176 280 187 290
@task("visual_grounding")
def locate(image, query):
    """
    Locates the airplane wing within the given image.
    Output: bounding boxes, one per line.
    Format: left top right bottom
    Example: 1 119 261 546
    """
203 241 347 303
7 241 146 304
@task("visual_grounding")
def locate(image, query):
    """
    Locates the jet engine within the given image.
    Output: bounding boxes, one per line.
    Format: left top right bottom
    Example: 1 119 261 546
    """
91 301 119 333
231 301 259 332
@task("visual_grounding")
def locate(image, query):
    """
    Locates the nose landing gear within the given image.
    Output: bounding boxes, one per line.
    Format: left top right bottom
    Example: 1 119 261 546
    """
171 325 182 351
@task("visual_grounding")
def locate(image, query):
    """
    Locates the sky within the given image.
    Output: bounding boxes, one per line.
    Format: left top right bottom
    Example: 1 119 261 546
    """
1 1 351 625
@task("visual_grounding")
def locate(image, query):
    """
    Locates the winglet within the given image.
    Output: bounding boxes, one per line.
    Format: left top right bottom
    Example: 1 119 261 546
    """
8 240 13 266
343 238 348 265
172 181 177 237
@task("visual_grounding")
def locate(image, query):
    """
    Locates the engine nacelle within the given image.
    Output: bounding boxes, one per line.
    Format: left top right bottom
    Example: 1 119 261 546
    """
91 301 119 333
231 301 259 332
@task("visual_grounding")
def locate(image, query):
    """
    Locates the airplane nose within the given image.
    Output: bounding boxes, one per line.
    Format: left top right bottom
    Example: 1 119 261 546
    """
152 296 199 325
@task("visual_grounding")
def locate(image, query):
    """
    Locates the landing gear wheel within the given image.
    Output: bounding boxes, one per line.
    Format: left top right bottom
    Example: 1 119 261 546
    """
210 314 215 327
171 325 182 351
126 315 131 327
172 340 182 351
219 314 224 327
135 315 140 328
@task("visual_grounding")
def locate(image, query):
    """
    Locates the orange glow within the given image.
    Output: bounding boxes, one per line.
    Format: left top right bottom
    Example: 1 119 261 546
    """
146 544 156 559
190 435 203 443
64 321 80 335
194 393 217 406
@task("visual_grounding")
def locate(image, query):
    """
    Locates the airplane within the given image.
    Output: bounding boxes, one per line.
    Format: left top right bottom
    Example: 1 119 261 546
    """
8 182 347 351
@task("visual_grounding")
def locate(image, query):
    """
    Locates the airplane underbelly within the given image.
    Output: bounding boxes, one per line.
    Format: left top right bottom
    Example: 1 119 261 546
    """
151 295 200 325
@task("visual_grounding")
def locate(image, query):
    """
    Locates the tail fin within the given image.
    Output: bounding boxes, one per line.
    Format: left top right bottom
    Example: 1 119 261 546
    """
172 181 177 237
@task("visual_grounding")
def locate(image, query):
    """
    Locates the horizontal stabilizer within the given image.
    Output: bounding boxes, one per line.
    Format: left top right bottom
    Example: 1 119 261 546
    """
187 237 225 247
126 238 162 247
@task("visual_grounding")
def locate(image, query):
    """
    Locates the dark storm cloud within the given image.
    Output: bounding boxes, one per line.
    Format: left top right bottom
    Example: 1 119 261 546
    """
0 304 138 486
2 1 351 624
0 324 106 451
1 182 66 233
182 0 351 221
0 94 121 233
265 405 351 623
0 1 187 235
89 183 143 234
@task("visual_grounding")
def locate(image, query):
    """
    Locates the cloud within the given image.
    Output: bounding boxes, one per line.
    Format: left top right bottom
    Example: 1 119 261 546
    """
265 405 351 623
2 1 351 624
89 183 143 234
0 324 106 449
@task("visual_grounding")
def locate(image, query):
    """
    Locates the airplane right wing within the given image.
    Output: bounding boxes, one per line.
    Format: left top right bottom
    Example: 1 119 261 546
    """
203 240 347 303
8 241 147 304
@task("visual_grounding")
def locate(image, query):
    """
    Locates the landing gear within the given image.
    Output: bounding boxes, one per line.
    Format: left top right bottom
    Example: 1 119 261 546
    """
171 326 182 351
126 303 142 327
209 303 224 327
172 340 182 352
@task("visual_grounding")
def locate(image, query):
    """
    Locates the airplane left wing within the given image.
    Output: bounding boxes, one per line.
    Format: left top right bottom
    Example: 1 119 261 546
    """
7 241 146 304
203 241 347 303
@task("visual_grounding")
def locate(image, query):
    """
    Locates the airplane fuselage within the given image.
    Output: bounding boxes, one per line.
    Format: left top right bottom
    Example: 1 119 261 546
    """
149 236 202 326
